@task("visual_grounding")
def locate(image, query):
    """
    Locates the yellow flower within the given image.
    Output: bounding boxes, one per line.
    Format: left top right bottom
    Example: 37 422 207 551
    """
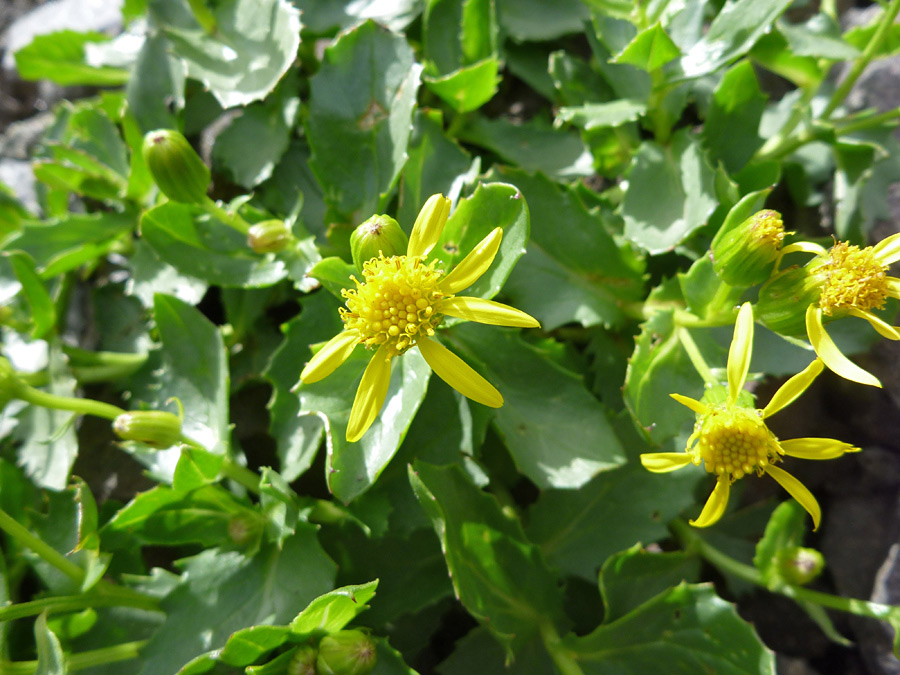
761 233 900 387
641 303 858 530
299 194 540 442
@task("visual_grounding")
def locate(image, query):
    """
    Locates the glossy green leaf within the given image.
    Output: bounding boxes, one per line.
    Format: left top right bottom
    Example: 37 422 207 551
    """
306 20 422 221
153 0 301 108
6 252 55 339
409 462 563 655
14 30 129 86
599 545 701 622
447 324 626 489
622 132 718 255
527 464 700 580
141 203 289 288
295 0 421 34
779 14 860 60
34 612 66 675
557 99 647 130
430 182 528 301
494 167 645 331
562 584 775 673
290 580 378 635
612 23 681 71
172 446 226 492
496 0 590 41
308 256 357 299
126 32 183 132
703 61 768 173
424 58 500 112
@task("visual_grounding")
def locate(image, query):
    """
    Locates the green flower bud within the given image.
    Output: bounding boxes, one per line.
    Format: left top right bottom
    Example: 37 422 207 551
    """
247 219 292 254
711 209 785 286
757 262 825 337
316 630 376 675
350 214 409 271
287 645 318 675
777 546 824 586
113 410 182 449
227 513 263 548
0 357 22 410
142 129 211 204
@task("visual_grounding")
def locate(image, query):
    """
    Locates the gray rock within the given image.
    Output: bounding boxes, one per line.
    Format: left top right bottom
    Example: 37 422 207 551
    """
0 158 38 213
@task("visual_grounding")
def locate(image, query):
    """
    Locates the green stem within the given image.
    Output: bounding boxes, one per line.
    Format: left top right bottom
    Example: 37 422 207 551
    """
15 384 125 421
0 508 85 585
0 640 148 674
823 0 900 118
202 196 251 235
0 588 159 623
754 87 818 161
540 619 585 675
833 105 900 134
220 458 261 495
671 518 900 624
676 327 718 387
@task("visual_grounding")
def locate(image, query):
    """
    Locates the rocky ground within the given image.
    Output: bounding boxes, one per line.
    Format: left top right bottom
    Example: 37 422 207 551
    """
1 1 899 674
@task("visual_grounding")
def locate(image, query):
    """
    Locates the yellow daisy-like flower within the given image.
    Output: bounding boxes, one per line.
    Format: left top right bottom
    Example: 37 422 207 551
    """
299 194 540 442
799 233 900 388
641 303 859 530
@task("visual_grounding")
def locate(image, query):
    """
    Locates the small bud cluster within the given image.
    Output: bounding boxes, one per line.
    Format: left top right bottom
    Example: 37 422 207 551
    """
286 631 376 675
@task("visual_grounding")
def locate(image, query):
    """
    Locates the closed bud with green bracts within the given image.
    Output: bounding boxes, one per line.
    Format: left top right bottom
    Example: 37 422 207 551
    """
316 630 376 675
287 645 318 675
711 209 785 286
248 219 292 254
0 357 22 410
113 410 182 448
777 546 824 586
757 264 824 337
142 129 211 204
227 513 263 548
350 214 409 271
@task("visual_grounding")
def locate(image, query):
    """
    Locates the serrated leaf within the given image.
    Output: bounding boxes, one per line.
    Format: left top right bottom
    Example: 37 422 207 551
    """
409 462 563 655
14 30 129 86
556 99 647 130
446 324 626 489
306 20 422 221
126 32 183 132
290 580 379 635
703 61 767 173
612 23 681 71
562 584 775 673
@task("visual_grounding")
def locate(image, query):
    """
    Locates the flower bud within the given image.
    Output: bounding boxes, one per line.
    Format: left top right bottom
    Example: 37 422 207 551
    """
287 645 318 675
350 214 409 270
777 546 824 586
247 219 292 254
316 630 377 675
141 129 211 204
711 209 785 286
757 263 824 337
227 513 263 548
113 410 182 448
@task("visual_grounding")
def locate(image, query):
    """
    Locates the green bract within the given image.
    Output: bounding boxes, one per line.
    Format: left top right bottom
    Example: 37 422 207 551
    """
141 129 211 204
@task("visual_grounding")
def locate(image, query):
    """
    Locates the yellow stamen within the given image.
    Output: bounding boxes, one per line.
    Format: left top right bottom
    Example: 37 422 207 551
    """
692 406 781 481
817 241 890 315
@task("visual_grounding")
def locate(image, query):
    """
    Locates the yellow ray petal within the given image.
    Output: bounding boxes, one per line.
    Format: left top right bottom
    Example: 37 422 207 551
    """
298 330 360 385
761 358 823 418
886 276 900 299
848 307 900 340
727 302 754 404
346 344 393 443
765 464 821 531
417 336 503 408
689 476 730 528
806 304 881 388
640 452 693 473
779 437 859 460
407 194 450 258
780 241 828 257
437 296 540 328
670 393 709 415
440 227 502 294
872 231 900 265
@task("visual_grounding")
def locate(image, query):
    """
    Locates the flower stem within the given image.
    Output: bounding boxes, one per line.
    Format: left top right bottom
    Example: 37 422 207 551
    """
221 457 261 495
15 385 125 421
540 619 585 675
671 518 900 624
676 327 718 388
0 588 160 623
0 508 84 585
202 196 251 235
0 640 148 674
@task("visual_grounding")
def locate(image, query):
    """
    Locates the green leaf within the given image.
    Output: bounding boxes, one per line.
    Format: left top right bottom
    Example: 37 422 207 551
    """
703 61 768 174
263 293 338 482
556 99 647 130
295 0 421 34
172 446 226 492
34 612 66 675
14 30 129 86
306 20 422 221
127 239 208 308
424 58 500 113
496 0 590 41
437 627 555 674
126 32 184 132
844 13 900 57
562 584 775 673
308 256 357 299
749 31 824 89
155 0 301 108
458 116 594 179
599 545 701 622
216 625 290 667
430 182 529 301
622 132 718 255
409 462 563 655
296 344 431 503
493 167 645 331
527 464 700 580
5 252 55 339
778 14 860 60
423 0 497 72
753 500 810 584
612 23 681 71
290 580 379 635
141 203 289 288
680 0 793 78
447 325 626 489
135 529 335 674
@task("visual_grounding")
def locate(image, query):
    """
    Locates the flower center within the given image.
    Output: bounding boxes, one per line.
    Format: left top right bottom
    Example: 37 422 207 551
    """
817 242 889 315
691 406 779 480
340 255 446 356
750 209 785 249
